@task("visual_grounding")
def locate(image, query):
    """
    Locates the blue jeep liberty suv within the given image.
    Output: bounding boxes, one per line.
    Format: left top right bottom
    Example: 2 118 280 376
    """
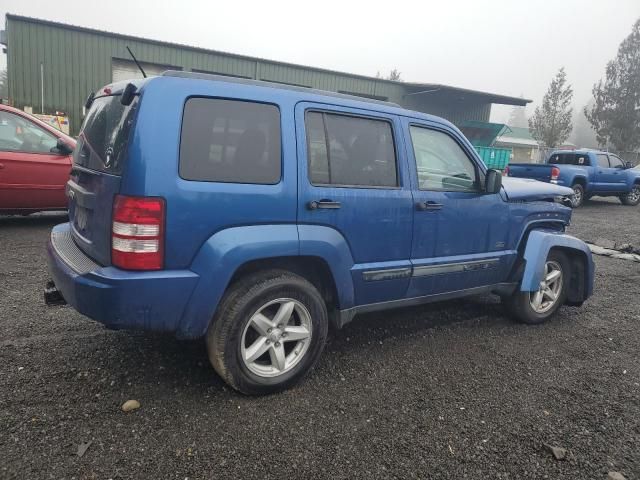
46 72 594 394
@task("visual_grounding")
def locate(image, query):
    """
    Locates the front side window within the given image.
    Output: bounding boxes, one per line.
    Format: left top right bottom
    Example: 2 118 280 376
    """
305 111 398 187
180 98 281 184
596 154 610 168
609 155 624 168
0 111 58 154
409 126 478 192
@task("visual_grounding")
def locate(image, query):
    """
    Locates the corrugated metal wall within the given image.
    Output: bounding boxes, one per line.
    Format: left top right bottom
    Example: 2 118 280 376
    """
6 15 487 135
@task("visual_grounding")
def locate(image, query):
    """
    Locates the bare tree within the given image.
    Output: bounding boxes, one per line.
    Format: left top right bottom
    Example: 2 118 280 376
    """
376 69 402 81
529 68 573 148
585 18 640 151
387 69 402 81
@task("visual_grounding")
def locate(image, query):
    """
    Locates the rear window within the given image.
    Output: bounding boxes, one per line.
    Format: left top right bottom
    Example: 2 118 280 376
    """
548 153 589 166
179 98 281 184
305 111 398 187
75 95 139 175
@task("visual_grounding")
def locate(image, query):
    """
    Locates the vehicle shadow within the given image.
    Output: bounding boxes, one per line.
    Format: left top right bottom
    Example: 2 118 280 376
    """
0 212 68 228
86 294 509 396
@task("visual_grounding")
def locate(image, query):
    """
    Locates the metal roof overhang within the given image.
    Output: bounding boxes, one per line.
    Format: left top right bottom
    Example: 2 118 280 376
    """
403 84 530 106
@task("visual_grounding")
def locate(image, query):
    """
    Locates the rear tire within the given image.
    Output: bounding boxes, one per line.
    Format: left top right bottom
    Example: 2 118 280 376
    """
206 269 328 395
570 183 584 208
504 250 569 325
619 185 640 206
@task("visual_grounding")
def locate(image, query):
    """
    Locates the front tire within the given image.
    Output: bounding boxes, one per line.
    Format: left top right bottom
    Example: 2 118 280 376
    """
207 270 328 395
619 185 640 206
570 183 584 208
504 250 569 325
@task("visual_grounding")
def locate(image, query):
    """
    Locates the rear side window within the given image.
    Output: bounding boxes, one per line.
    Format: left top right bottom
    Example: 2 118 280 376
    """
596 154 610 168
305 111 398 187
548 153 589 166
180 98 281 184
77 95 139 174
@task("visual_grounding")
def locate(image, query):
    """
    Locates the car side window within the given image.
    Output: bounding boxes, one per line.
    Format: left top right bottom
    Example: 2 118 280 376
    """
305 111 398 188
0 111 59 154
179 98 281 184
596 154 610 168
609 155 624 168
409 125 479 192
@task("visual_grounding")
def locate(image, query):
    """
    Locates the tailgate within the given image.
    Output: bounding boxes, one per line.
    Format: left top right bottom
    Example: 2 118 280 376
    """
507 164 552 182
67 93 139 266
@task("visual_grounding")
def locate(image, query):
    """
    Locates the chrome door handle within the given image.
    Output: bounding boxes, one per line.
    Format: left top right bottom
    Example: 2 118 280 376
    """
308 200 341 210
416 201 443 211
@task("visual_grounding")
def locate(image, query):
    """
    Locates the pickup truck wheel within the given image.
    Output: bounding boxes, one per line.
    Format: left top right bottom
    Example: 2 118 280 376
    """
620 185 640 206
504 250 569 325
570 184 584 208
206 270 328 395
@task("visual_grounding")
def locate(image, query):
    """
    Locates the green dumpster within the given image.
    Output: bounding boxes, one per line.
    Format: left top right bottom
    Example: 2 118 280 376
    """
475 146 511 171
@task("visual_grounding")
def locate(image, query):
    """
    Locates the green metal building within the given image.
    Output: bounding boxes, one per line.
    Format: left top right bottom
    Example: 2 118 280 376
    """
2 14 529 135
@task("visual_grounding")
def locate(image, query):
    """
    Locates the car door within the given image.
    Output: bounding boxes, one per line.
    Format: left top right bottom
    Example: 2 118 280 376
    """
403 119 514 298
593 153 616 192
0 110 71 210
296 103 414 305
607 154 628 192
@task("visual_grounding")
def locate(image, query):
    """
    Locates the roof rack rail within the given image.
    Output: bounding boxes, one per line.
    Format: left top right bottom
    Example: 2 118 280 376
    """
161 70 401 108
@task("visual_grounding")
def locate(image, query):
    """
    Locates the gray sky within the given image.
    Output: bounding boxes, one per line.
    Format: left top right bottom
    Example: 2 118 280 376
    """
1 0 639 122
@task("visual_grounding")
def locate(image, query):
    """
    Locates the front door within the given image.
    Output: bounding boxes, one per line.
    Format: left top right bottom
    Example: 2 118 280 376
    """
403 119 513 298
296 103 414 306
0 110 70 210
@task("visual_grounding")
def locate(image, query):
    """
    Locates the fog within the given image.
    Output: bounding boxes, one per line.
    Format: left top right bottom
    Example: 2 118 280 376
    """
1 0 639 122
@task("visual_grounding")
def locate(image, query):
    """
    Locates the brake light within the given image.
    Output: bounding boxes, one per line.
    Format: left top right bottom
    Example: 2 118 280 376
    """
551 166 560 181
111 195 165 270
504 166 510 176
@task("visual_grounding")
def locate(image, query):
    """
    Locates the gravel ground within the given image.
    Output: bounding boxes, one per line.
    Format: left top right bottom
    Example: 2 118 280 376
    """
568 196 640 247
1 207 639 480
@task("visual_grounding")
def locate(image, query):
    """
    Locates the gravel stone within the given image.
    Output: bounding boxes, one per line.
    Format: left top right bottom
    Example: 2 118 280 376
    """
1 210 639 479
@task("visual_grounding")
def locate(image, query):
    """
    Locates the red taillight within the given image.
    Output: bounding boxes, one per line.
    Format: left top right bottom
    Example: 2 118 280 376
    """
551 166 560 181
111 195 165 270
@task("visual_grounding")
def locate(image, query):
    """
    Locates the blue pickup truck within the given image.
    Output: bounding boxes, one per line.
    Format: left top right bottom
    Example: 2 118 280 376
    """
46 72 594 394
506 150 640 207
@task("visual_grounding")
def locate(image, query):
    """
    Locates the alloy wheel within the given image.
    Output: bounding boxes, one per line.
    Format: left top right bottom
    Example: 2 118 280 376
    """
240 298 313 378
571 186 583 207
529 260 563 314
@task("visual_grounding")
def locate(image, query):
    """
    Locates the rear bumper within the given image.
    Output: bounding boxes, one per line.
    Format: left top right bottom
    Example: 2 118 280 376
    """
47 223 199 335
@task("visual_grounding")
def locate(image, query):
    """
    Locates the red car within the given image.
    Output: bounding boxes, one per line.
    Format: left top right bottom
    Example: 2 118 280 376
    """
0 104 76 214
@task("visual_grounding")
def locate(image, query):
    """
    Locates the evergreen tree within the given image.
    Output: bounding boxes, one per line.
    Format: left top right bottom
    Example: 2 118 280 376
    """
529 68 573 148
585 18 640 151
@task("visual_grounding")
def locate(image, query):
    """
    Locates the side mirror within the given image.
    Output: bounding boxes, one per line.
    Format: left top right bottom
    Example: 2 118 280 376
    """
485 169 502 194
625 161 633 169
54 137 73 155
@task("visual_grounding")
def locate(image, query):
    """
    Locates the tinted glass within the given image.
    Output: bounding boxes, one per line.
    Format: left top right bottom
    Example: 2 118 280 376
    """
180 98 281 184
548 153 589 166
0 111 58 154
596 154 610 168
77 95 139 174
305 111 397 187
609 155 624 168
409 126 478 192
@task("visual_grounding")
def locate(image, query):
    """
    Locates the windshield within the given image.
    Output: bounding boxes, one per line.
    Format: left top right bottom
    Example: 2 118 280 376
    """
74 95 139 175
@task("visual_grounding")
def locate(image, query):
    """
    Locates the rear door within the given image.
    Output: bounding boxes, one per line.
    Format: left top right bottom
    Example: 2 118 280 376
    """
607 154 628 192
403 119 513 297
295 103 414 305
0 109 70 210
593 153 616 192
67 94 139 265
